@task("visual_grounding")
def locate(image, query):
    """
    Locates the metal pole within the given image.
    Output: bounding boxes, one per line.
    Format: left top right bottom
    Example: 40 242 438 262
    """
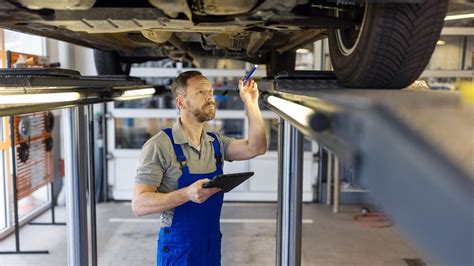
10 117 20 252
326 151 332 205
50 184 55 223
276 117 285 266
461 36 467 70
102 103 108 202
320 40 325 71
279 121 303 266
333 156 340 213
64 106 89 266
317 145 324 203
87 105 98 266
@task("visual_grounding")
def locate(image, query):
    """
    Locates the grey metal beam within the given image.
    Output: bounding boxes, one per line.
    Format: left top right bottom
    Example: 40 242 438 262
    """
63 106 89 266
326 152 332 206
360 109 474 266
101 103 109 202
332 156 340 213
278 120 303 266
86 105 98 266
276 117 285 266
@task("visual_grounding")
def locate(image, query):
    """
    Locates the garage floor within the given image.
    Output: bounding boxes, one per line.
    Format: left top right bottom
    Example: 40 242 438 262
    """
0 202 425 266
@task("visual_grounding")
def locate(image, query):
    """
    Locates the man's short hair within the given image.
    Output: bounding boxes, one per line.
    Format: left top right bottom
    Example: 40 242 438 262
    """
171 70 203 98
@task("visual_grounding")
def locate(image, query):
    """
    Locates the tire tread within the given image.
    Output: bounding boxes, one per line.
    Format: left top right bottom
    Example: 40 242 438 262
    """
329 1 448 88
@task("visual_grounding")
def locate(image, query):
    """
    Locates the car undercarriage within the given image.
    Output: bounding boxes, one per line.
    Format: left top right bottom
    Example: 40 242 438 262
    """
0 0 450 88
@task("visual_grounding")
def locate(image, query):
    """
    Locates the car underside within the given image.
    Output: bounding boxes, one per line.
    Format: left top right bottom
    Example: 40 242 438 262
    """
0 0 450 88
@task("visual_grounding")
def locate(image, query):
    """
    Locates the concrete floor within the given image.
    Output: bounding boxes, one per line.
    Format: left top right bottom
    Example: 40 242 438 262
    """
0 202 426 266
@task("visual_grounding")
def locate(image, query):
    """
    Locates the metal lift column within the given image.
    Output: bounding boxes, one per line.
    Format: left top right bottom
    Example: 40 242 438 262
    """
63 106 89 265
0 69 153 265
277 119 304 266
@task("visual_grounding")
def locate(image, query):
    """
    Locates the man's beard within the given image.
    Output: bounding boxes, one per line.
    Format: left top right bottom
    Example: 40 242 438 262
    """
191 102 215 123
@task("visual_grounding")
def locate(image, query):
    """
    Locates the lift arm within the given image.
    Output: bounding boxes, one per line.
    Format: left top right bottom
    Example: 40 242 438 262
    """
261 71 474 266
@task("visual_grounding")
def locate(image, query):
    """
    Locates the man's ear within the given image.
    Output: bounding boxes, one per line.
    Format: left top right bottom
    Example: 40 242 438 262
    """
176 96 184 111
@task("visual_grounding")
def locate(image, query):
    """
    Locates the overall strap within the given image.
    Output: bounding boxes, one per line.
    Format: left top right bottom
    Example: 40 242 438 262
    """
163 128 188 170
206 132 223 171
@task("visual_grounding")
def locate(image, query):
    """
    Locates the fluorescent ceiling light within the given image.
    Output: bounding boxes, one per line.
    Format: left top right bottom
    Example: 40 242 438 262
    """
267 95 314 127
0 92 81 105
296 48 311 54
115 88 156 100
121 88 155 97
437 40 446 45
445 13 474 21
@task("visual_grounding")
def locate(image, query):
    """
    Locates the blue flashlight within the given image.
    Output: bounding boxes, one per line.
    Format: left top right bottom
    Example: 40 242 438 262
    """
243 64 258 86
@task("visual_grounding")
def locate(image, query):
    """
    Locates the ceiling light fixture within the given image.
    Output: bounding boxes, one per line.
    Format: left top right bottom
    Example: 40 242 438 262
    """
0 92 81 105
267 95 314 127
115 88 156 101
296 48 311 54
444 13 474 21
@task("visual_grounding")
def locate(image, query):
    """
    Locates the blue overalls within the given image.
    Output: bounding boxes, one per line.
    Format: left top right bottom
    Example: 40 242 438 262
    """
157 128 224 266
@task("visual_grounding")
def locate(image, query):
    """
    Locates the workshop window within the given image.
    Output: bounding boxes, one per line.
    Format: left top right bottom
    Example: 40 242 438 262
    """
3 30 46 56
115 118 175 149
206 119 245 139
0 30 48 238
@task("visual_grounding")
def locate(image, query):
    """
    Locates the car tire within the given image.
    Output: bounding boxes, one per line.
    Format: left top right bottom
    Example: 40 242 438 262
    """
328 0 448 89
93 49 131 75
266 50 296 78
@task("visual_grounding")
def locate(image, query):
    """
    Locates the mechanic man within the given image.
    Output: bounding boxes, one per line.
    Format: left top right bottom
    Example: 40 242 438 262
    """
132 70 267 266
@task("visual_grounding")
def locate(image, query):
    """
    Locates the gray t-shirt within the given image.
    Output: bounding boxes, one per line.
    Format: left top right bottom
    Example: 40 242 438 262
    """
135 118 235 226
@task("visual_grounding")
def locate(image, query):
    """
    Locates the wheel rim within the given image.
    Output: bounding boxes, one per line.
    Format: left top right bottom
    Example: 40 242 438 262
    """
335 2 368 56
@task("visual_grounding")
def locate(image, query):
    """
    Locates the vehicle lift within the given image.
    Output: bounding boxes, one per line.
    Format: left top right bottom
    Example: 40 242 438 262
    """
262 71 473 266
0 69 472 266
0 69 149 265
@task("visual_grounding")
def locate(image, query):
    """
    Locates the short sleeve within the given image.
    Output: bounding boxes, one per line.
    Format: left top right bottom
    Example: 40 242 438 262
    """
216 133 236 162
135 139 166 187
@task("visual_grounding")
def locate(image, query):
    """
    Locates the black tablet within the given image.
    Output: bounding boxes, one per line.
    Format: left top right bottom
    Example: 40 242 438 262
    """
203 172 254 193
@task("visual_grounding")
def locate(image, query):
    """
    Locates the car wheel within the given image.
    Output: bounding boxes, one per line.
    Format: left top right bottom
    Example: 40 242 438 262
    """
93 50 131 75
328 0 448 89
266 50 296 78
